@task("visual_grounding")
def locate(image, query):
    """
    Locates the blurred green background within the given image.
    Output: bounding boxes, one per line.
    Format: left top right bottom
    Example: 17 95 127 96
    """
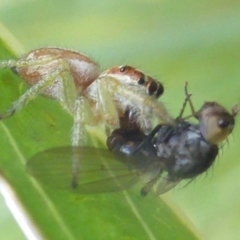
0 0 240 239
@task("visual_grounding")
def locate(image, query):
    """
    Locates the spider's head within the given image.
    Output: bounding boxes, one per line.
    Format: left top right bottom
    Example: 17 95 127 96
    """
103 65 164 99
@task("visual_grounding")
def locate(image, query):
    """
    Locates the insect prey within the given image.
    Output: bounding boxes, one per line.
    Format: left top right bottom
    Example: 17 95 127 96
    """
107 83 238 195
27 83 238 196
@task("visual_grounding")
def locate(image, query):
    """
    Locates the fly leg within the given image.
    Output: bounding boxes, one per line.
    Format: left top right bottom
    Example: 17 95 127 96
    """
176 82 194 121
177 82 201 121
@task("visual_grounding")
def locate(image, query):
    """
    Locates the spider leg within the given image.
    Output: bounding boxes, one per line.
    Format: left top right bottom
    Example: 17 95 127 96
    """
69 97 92 187
0 58 79 119
95 78 120 135
139 96 173 130
71 95 107 186
0 56 54 69
115 79 174 128
0 67 64 119
56 60 78 113
71 96 100 146
120 83 174 127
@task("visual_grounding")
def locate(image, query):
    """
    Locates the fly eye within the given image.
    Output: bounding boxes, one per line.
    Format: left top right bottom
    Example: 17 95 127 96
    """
218 118 231 128
120 66 126 72
138 77 145 85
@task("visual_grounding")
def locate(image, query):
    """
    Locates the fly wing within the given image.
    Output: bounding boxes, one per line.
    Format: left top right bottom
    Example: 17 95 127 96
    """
26 146 142 194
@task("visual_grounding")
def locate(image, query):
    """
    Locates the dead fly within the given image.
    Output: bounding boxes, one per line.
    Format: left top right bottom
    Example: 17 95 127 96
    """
0 48 169 146
107 83 238 195
27 84 238 195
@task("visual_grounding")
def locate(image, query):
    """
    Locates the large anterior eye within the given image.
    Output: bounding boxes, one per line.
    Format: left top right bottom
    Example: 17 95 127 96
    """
138 77 145 85
156 83 164 97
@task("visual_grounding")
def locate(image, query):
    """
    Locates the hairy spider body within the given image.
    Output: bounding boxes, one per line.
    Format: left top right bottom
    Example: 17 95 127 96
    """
85 66 171 132
12 48 100 98
0 47 170 146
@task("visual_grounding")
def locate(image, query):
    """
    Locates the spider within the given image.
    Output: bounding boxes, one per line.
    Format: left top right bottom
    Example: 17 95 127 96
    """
0 47 171 146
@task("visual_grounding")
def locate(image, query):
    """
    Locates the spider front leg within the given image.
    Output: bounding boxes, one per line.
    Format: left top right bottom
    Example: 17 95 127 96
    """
71 96 101 146
71 78 121 147
71 96 104 187
95 79 120 136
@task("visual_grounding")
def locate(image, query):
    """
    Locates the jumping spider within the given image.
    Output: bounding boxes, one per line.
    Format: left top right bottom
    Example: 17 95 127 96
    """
0 47 171 146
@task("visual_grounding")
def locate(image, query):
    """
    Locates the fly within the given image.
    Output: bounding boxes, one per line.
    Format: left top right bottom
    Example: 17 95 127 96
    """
27 83 238 195
108 83 238 195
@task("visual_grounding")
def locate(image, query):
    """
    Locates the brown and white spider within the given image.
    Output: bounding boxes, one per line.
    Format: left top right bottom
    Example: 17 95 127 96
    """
0 47 172 146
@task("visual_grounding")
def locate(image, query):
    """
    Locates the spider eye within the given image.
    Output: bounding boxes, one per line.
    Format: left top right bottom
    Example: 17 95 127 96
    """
155 83 164 98
138 77 145 85
120 66 126 72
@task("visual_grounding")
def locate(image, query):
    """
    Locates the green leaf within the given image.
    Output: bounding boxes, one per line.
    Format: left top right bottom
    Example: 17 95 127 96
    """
0 23 200 239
